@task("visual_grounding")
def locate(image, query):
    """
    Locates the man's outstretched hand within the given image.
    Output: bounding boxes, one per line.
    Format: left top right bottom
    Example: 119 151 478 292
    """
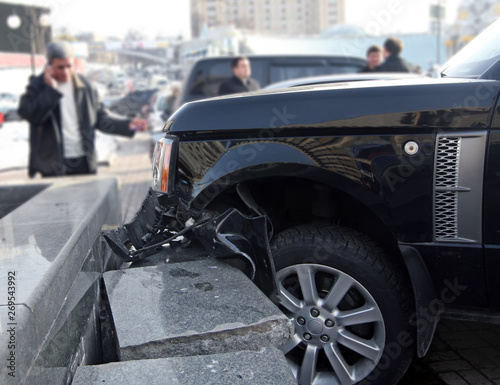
129 118 148 132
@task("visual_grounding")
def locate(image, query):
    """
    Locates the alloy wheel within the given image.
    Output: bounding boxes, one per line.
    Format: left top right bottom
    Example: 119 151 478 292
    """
276 264 386 385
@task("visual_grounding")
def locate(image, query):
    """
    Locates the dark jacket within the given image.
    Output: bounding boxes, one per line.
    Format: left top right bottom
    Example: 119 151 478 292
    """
218 76 260 96
18 73 133 177
375 54 415 73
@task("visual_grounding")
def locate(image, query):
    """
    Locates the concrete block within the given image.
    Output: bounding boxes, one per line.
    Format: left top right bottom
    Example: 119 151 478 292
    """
103 259 293 360
0 184 48 219
0 305 40 384
72 348 297 385
0 177 123 384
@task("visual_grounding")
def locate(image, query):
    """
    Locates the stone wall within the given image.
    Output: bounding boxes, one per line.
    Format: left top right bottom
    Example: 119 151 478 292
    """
0 177 123 385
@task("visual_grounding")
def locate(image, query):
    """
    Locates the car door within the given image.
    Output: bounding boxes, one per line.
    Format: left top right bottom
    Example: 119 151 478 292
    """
483 86 500 311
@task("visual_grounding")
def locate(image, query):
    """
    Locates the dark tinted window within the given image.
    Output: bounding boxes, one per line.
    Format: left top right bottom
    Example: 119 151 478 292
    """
328 64 365 74
189 60 266 98
246 60 266 86
270 64 329 83
184 56 366 103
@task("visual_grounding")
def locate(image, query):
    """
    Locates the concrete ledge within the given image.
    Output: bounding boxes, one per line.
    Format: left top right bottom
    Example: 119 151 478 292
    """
0 184 49 219
72 347 298 385
103 259 293 361
0 176 123 384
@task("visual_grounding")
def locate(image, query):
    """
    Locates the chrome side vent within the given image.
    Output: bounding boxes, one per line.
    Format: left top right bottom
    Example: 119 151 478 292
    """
435 190 458 239
433 132 486 243
435 138 461 188
434 137 460 240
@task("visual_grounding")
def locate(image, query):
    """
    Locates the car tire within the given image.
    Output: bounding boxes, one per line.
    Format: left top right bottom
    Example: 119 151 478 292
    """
270 223 414 385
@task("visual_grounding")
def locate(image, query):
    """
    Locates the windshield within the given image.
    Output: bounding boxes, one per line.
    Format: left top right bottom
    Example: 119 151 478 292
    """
441 18 500 79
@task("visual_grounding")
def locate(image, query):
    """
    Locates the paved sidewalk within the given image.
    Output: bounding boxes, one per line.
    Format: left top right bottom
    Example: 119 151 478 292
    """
1 133 499 385
400 320 500 384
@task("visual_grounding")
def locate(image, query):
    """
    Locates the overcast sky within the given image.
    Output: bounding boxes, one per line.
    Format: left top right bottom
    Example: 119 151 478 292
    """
4 0 462 39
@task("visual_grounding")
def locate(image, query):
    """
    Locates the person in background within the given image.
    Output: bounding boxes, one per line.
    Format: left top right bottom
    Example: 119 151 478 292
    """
375 37 419 73
218 56 260 96
165 84 180 117
18 41 147 178
359 45 383 72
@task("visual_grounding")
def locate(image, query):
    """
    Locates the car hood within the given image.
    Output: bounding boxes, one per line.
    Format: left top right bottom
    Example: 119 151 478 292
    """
167 78 500 133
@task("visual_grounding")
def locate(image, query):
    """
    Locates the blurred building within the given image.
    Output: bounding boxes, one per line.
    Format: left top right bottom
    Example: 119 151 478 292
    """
445 0 500 56
190 0 345 38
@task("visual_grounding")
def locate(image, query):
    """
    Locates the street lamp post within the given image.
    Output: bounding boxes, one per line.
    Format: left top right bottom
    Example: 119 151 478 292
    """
437 0 444 64
430 0 446 65
6 12 21 30
29 9 37 74
5 8 51 75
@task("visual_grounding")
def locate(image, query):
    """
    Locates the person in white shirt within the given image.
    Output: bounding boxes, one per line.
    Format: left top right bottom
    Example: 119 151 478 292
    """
18 41 148 177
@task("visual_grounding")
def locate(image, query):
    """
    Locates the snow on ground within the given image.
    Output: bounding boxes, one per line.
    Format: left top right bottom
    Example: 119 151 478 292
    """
0 68 33 95
0 121 29 171
0 121 117 172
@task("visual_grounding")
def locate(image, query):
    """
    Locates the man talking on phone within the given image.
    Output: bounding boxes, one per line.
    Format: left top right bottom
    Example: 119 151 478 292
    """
18 41 148 177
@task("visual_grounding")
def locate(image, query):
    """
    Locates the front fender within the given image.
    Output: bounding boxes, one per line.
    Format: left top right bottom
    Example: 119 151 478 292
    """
178 134 436 243
185 141 317 198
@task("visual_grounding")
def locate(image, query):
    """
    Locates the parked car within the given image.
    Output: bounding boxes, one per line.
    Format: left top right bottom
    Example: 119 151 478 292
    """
107 18 500 385
152 75 169 89
107 89 158 119
0 101 17 122
0 92 18 103
0 93 20 122
173 54 367 111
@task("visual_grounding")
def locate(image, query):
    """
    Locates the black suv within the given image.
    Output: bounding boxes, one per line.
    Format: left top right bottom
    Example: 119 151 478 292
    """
174 54 367 109
107 19 500 385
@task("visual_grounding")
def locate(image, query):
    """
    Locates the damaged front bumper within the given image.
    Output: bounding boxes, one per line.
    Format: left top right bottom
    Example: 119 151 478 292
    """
103 189 277 296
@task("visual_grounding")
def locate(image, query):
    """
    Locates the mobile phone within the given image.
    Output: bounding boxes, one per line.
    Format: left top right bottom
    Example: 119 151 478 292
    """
46 64 56 79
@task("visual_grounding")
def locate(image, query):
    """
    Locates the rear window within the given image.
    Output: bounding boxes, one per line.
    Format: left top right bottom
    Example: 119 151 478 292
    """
189 61 266 98
328 64 365 74
185 56 365 101
270 64 329 84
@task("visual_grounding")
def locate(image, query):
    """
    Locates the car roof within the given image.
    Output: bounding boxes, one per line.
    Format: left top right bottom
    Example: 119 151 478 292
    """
263 72 424 90
190 54 366 63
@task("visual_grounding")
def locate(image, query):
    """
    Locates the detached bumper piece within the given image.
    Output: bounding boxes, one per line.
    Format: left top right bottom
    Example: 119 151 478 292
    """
102 189 277 296
102 189 182 262
193 208 277 296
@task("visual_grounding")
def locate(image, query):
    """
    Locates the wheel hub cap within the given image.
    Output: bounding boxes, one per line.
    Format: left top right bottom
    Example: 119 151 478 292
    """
307 319 323 334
